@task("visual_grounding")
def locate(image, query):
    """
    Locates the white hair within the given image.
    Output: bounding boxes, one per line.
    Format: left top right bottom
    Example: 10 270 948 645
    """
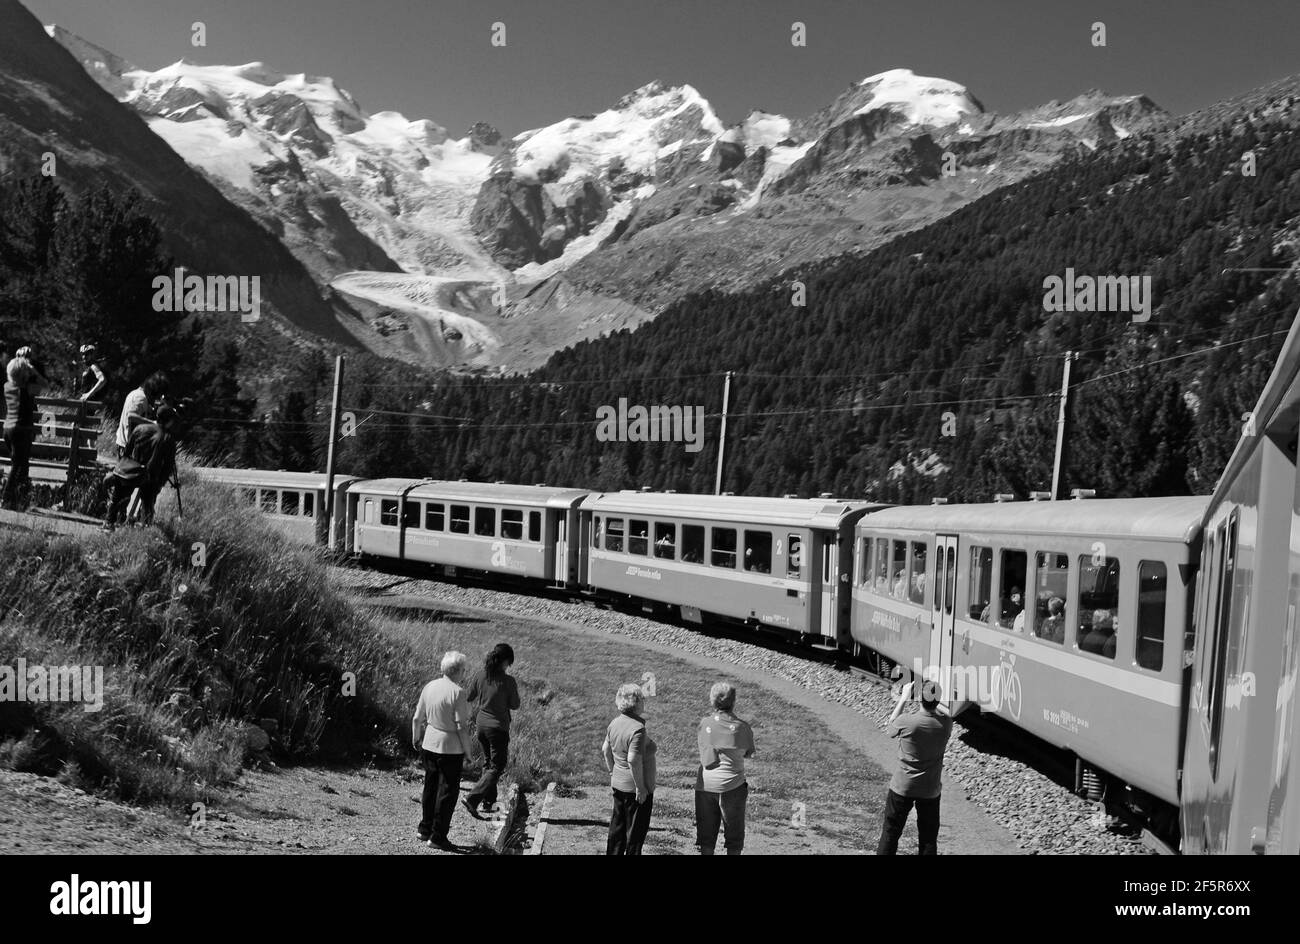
710 682 737 711
615 683 644 714
440 650 467 679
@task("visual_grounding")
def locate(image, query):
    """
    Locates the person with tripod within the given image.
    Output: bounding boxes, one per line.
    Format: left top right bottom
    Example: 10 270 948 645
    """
100 405 179 531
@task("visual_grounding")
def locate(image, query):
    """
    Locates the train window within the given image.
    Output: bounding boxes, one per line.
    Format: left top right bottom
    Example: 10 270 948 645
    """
1077 555 1120 659
380 500 399 527
682 525 705 564
788 534 803 577
891 540 908 599
654 523 676 560
501 509 524 540
860 537 874 586
969 547 992 621
744 531 772 573
529 511 541 542
606 518 625 552
1136 561 1168 671
1032 551 1069 644
281 491 300 516
475 507 496 537
944 546 956 615
302 492 314 518
997 550 1027 631
402 501 420 528
712 528 737 568
261 489 278 513
426 503 445 531
593 516 602 547
629 520 649 556
874 538 889 593
450 505 470 534
909 542 928 605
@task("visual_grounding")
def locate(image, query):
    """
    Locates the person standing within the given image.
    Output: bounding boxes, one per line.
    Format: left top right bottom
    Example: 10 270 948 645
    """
100 406 179 531
602 682 656 855
2 347 49 511
116 372 168 459
78 344 107 402
876 680 954 855
695 682 756 855
463 643 521 817
412 651 474 851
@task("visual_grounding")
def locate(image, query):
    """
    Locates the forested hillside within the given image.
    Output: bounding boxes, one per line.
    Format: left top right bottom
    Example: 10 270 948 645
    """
323 102 1299 501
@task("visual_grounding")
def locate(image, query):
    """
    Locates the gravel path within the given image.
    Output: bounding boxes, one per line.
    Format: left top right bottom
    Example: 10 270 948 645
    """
337 566 1148 855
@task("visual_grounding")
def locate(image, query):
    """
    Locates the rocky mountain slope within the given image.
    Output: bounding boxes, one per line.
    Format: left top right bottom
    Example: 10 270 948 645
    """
47 20 1168 372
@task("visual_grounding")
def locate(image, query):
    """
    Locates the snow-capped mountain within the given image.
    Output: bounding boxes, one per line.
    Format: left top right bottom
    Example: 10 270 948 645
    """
48 25 1168 370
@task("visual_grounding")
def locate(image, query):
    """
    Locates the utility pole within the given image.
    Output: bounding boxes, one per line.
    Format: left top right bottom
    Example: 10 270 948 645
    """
714 370 733 495
1050 351 1076 500
323 355 345 545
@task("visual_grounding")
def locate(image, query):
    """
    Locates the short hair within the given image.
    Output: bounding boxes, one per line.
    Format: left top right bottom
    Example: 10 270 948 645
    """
440 650 467 677
155 405 177 427
920 679 941 709
709 682 736 711
615 683 643 714
142 372 170 400
1048 596 1065 616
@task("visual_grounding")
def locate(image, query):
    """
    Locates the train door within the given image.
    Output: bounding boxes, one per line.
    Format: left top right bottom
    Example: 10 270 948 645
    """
819 531 837 638
554 509 568 587
928 534 959 703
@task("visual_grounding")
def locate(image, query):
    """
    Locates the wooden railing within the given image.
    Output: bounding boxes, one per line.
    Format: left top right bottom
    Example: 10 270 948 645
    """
1 397 106 491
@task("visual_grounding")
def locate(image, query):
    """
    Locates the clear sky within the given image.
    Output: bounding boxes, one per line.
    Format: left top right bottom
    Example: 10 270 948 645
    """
23 0 1300 137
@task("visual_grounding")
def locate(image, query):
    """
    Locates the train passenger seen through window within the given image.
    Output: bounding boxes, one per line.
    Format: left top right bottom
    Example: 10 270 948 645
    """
969 547 992 620
629 520 649 556
682 525 705 564
1077 555 1120 657
909 542 927 605
501 509 524 540
1032 552 1070 642
994 550 1027 630
1038 597 1066 644
605 518 624 552
874 538 888 593
744 531 772 573
890 540 908 600
475 507 496 537
654 523 676 560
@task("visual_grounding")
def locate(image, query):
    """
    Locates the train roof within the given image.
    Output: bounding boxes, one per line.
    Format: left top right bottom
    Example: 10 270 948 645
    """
1207 306 1300 516
857 496 1209 544
581 491 887 529
191 467 358 491
351 478 590 508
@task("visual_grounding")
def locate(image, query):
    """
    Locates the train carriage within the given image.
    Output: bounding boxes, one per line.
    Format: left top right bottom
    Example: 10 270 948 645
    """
348 479 590 587
191 468 357 547
854 496 1206 819
1184 309 1300 855
581 491 883 643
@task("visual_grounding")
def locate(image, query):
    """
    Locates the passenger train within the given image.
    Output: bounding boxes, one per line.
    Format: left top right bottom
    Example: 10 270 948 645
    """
191 313 1300 855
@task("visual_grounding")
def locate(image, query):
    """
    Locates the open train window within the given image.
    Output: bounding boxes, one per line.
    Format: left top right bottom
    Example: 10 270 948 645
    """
969 546 992 621
1136 561 1167 671
605 518 625 552
501 509 524 540
426 503 445 531
529 511 541 542
261 489 279 514
281 491 300 517
1032 551 1069 644
654 522 676 560
744 531 772 573
302 492 315 519
682 525 704 564
712 528 737 569
891 540 908 600
997 550 1027 631
1208 514 1238 776
475 507 496 537
450 504 470 534
629 520 649 556
788 534 803 577
874 538 889 592
860 537 874 586
1077 555 1119 659
402 501 420 528
380 500 398 527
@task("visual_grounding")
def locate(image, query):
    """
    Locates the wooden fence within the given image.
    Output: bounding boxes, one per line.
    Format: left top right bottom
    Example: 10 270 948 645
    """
0 397 106 496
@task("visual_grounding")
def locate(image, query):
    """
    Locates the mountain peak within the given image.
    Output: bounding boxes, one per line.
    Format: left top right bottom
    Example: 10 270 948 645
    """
854 68 985 124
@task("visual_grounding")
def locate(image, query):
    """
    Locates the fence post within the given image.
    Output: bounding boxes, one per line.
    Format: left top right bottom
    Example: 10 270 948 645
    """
62 400 88 508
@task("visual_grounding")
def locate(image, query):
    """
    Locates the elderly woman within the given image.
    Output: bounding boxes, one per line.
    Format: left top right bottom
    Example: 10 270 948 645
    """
695 682 756 855
412 650 475 851
601 682 657 855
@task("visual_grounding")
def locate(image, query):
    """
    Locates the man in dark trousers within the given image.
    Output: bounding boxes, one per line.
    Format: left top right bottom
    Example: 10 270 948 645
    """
876 678 954 855
100 405 178 530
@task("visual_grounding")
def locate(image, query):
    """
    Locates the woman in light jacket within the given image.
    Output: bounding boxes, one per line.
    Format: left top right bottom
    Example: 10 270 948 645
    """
695 682 756 855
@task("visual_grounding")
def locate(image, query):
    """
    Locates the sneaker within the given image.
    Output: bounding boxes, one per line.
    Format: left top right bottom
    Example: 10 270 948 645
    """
427 837 456 852
461 797 482 819
416 830 431 842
